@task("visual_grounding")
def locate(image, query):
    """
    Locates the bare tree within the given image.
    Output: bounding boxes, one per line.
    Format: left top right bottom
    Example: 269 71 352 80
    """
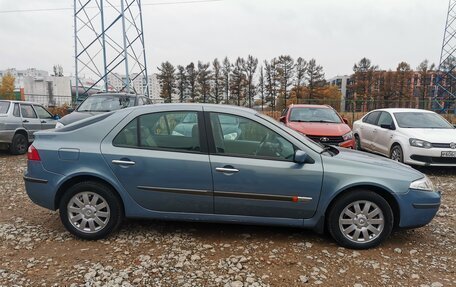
416 60 435 109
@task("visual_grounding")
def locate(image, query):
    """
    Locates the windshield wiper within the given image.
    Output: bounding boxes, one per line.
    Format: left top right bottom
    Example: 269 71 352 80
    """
307 120 339 123
290 119 308 122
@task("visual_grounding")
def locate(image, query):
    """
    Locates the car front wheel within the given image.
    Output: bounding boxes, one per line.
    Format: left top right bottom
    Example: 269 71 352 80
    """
328 191 394 249
390 145 403 162
59 181 123 240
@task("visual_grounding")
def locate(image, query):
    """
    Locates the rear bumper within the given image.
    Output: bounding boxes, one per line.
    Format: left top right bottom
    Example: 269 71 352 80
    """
397 189 441 228
24 161 63 210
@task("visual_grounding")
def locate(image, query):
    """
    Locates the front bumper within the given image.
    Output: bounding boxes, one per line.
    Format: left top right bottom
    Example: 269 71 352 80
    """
404 146 456 166
397 189 441 229
339 139 355 149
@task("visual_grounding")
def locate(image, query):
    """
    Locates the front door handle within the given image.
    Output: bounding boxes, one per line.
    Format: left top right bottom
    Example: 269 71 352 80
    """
216 167 239 173
112 159 136 166
41 120 46 123
23 120 29 123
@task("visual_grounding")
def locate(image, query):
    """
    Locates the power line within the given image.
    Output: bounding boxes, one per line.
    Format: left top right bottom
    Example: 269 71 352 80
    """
0 0 223 14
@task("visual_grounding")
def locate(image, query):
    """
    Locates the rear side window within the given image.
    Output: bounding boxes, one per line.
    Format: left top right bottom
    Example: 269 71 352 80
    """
13 104 20 117
377 112 393 127
362 111 380 125
113 111 201 152
0 102 10 114
20 104 37 118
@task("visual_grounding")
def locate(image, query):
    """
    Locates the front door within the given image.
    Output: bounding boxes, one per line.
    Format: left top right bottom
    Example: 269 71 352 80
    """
101 108 213 214
33 105 56 130
207 112 323 219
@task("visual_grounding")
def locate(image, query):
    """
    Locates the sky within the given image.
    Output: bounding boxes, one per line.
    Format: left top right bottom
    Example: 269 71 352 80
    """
0 0 450 79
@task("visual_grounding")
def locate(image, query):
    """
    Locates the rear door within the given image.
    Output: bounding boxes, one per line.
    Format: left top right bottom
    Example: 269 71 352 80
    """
358 111 381 150
207 111 323 219
33 105 56 130
372 111 395 155
19 104 41 141
101 106 213 214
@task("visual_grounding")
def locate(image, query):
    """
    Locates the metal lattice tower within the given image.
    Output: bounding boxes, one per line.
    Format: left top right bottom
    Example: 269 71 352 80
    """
73 0 149 103
434 0 456 113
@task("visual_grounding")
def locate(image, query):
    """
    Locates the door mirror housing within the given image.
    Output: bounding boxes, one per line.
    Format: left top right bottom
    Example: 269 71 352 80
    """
279 116 286 124
294 150 308 164
342 117 349 125
53 114 61 120
380 123 395 130
67 107 75 113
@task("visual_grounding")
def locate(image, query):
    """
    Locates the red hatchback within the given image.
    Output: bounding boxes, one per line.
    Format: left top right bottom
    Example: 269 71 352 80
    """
279 104 355 149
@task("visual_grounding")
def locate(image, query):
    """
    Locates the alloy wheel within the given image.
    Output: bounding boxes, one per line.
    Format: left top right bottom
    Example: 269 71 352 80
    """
67 191 110 233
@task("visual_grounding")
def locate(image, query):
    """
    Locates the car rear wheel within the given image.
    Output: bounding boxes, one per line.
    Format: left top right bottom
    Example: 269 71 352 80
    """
59 181 123 240
390 145 403 162
328 191 393 249
10 133 28 155
355 135 362 151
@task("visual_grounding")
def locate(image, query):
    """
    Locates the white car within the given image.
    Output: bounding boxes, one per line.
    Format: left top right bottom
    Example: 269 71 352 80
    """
353 108 456 166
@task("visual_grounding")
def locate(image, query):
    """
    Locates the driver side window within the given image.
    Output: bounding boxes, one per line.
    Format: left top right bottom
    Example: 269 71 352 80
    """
210 113 295 161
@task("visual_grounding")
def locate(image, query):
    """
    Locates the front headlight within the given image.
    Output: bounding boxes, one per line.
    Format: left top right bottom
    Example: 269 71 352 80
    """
409 138 432 149
410 176 435 192
55 122 64 129
342 131 353 141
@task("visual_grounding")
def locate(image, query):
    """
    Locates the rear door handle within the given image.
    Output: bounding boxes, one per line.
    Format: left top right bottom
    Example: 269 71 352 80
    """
41 120 46 123
23 120 29 123
216 167 239 173
112 159 136 166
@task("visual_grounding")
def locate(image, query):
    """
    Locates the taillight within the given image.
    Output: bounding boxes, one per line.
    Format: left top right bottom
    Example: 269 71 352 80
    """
27 145 41 161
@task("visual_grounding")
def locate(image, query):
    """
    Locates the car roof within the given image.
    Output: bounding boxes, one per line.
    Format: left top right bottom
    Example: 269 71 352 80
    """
0 100 42 105
288 104 332 109
371 108 435 113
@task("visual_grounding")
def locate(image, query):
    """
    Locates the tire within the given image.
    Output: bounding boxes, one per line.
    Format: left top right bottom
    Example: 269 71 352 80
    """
9 133 28 155
355 135 362 151
59 181 123 240
327 191 394 249
390 144 403 163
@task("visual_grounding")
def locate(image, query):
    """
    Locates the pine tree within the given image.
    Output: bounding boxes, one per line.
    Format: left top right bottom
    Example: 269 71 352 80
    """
212 58 224 104
416 60 435 109
186 62 198 103
306 58 325 103
176 65 187 103
264 58 279 111
243 55 258 108
276 55 295 110
258 66 265 111
197 61 211 103
222 57 231 104
157 62 176 103
295 57 307 103
230 57 246 106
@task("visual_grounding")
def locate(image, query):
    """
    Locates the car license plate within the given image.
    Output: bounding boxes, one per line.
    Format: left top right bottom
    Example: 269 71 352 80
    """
441 151 456 157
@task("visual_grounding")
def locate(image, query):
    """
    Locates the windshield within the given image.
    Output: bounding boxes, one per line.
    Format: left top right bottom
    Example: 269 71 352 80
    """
394 112 454 129
289 107 342 123
0 101 10 114
257 113 325 152
77 95 135 112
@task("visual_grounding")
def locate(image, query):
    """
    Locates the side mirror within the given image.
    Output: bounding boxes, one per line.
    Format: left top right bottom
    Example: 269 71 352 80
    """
279 116 286 124
342 117 349 125
67 107 75 113
380 124 395 130
53 114 61 120
294 150 308 164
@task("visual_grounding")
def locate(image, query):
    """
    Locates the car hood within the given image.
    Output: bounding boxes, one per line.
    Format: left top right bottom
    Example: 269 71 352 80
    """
59 111 104 126
399 128 456 143
287 122 351 136
333 148 423 178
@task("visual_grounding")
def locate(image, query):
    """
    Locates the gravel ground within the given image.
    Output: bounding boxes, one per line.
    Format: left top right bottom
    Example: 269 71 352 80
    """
0 153 454 287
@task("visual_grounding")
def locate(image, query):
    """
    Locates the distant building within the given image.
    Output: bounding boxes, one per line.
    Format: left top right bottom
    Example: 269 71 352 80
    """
0 68 48 89
328 75 350 112
107 72 162 103
23 76 72 107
